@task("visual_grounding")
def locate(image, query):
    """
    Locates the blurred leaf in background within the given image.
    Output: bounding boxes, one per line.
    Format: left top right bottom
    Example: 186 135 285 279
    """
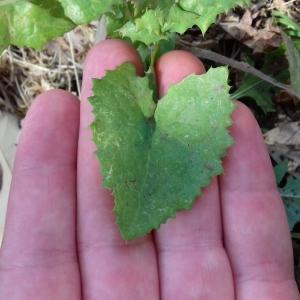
232 50 288 113
275 161 300 230
282 32 300 98
0 0 75 49
273 11 300 50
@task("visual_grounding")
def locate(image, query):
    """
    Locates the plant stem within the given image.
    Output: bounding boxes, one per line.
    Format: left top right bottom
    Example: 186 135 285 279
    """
124 2 134 21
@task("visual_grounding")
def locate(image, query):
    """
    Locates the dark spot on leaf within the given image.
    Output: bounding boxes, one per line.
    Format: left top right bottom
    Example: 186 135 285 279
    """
144 192 150 199
205 163 214 171
125 179 137 189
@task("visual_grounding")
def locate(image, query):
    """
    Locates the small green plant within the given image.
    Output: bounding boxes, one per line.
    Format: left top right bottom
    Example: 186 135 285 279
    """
275 161 300 230
0 0 250 50
273 11 300 43
0 0 252 240
273 11 300 98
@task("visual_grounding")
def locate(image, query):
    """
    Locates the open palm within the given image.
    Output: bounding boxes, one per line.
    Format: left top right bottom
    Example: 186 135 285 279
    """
0 39 299 300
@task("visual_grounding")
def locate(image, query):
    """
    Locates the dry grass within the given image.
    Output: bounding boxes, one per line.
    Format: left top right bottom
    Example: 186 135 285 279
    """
0 24 97 117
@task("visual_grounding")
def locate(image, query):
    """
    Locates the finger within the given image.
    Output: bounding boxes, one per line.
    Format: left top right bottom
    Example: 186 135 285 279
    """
0 90 81 299
154 51 234 299
77 39 159 299
220 103 299 299
156 50 206 98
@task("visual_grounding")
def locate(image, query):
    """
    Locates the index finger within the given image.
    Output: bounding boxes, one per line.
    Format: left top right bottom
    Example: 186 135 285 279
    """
0 90 81 299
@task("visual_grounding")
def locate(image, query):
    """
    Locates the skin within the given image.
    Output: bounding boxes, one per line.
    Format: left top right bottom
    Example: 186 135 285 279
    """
0 39 299 300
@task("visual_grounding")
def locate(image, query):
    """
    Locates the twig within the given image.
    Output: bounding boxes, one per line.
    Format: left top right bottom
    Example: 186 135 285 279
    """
178 41 300 99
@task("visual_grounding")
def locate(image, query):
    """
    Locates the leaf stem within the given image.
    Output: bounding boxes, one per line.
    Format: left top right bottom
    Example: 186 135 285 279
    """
231 79 264 99
148 43 160 101
150 43 160 69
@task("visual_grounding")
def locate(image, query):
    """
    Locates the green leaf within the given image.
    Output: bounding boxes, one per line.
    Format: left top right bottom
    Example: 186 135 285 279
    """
117 1 252 46
179 0 251 33
280 177 300 230
57 0 121 24
163 5 202 34
156 33 176 58
231 74 275 114
119 8 168 45
0 0 74 49
294 40 300 51
90 63 234 240
274 160 288 184
232 50 290 113
282 32 300 98
106 7 126 37
0 0 252 50
273 11 300 39
275 160 300 230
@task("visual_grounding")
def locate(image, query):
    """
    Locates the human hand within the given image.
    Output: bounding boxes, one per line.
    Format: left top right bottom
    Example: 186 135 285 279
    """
0 40 299 300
